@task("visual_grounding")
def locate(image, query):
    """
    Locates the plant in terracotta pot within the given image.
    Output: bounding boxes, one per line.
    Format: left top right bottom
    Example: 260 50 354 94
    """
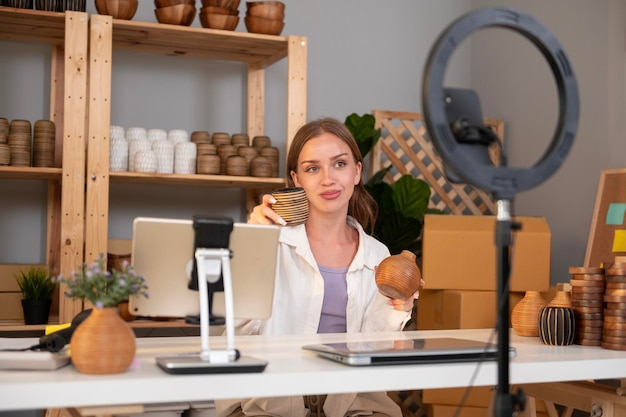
15 266 57 325
54 254 149 374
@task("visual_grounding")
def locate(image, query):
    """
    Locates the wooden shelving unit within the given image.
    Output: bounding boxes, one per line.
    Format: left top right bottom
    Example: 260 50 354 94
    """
0 8 88 327
0 9 307 328
85 15 307 292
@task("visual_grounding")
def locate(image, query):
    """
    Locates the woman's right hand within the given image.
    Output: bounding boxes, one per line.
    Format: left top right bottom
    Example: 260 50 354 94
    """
247 193 287 225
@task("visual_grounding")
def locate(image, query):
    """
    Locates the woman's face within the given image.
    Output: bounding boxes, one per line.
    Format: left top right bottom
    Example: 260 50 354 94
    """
290 132 362 216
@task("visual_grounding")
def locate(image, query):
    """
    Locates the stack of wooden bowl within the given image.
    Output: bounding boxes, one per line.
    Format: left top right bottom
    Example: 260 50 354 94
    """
7 119 31 167
32 120 55 168
154 0 197 26
245 1 285 36
199 0 240 31
95 0 139 20
0 118 8 166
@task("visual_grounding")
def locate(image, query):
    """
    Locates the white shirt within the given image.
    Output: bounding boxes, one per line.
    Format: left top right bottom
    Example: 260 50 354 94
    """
217 217 410 417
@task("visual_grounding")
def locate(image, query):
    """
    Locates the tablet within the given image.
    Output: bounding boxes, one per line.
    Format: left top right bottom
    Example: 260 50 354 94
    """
129 217 280 320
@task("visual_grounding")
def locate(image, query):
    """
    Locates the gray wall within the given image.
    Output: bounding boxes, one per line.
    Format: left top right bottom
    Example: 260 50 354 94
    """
1 0 625 285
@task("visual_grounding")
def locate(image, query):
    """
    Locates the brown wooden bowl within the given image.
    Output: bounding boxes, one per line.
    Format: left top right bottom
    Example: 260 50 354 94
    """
202 0 240 9
154 0 194 8
96 0 139 20
246 2 284 20
201 5 238 15
244 15 284 36
246 1 284 12
155 4 197 26
199 12 239 30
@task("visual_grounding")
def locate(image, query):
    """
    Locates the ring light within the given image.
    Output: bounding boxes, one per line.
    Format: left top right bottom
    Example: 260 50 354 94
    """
421 7 579 201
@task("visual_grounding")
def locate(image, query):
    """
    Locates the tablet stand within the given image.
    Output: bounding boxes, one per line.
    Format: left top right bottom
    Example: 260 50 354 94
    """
155 246 268 374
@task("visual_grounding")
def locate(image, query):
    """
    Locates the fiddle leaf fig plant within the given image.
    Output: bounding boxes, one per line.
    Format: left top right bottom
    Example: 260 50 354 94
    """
344 112 443 260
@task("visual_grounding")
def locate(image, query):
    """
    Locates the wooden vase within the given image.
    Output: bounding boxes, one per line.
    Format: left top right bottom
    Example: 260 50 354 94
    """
511 290 546 337
70 307 136 374
538 306 576 346
375 250 421 299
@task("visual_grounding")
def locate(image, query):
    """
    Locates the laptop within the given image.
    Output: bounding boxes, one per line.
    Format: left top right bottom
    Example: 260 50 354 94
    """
302 337 515 366
0 351 71 371
129 217 281 320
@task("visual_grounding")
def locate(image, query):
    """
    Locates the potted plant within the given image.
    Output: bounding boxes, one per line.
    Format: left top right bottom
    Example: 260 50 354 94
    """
53 254 149 374
344 113 443 261
15 266 56 325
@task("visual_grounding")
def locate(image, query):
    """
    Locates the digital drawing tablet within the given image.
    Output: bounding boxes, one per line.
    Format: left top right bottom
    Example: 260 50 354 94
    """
129 217 281 320
302 337 515 366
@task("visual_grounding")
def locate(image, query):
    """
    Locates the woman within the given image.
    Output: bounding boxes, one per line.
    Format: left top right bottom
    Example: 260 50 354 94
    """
217 117 420 417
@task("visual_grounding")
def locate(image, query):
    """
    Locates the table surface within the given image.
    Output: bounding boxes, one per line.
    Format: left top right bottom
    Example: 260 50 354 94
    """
1 328 625 411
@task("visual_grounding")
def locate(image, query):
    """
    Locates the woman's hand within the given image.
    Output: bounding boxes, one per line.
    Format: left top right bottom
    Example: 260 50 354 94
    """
387 278 426 312
247 193 287 226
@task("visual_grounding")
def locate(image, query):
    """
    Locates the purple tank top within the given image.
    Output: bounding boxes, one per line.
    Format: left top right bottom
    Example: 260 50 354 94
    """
317 265 348 333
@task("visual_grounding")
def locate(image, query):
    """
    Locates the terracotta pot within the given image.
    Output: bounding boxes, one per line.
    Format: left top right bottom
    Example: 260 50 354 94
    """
511 290 546 337
375 250 421 299
70 307 136 374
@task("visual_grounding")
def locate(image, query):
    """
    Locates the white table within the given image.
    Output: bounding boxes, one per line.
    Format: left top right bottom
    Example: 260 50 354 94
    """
1 328 625 412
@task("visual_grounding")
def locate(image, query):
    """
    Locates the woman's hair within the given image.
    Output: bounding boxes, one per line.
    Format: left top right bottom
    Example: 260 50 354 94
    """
286 117 377 230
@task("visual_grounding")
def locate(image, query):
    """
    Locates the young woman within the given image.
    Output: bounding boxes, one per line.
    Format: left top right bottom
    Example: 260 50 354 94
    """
216 117 420 417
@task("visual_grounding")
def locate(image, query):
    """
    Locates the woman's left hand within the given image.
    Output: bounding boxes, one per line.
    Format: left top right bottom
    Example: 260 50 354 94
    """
387 278 425 312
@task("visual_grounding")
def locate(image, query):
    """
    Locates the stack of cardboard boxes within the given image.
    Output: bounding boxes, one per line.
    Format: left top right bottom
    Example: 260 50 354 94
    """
419 215 551 417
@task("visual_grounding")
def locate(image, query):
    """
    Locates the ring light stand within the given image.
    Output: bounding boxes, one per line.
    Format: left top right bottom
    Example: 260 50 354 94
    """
421 8 579 417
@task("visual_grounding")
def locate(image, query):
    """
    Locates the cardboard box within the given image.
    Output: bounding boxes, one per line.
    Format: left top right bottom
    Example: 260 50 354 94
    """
423 386 495 408
417 289 524 330
422 215 550 292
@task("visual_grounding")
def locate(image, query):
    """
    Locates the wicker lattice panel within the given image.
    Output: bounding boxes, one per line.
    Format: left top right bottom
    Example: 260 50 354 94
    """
371 110 505 215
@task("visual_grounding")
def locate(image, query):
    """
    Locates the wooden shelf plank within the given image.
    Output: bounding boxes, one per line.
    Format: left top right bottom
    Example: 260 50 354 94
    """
109 171 286 188
109 19 289 66
0 166 62 180
0 7 67 44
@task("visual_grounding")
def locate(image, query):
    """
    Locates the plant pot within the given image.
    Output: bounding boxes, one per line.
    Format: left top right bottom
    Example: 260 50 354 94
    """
21 299 52 325
70 307 136 374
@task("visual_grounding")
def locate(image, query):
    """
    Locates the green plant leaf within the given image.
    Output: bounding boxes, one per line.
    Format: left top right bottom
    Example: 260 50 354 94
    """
365 182 394 213
344 113 381 158
373 211 423 257
365 165 392 188
391 175 431 219
15 267 56 300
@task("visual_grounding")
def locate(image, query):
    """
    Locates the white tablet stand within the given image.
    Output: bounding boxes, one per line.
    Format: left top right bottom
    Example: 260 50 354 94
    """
155 247 268 374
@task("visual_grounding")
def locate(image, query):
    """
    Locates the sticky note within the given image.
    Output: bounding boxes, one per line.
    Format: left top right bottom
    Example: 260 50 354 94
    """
612 230 626 252
606 203 626 225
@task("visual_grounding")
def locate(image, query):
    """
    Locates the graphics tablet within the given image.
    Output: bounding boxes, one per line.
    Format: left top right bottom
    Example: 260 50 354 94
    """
302 337 515 366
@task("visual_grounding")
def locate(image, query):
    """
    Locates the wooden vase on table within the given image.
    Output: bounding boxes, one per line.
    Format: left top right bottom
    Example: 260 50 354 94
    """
70 307 136 374
538 289 576 346
511 290 546 337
